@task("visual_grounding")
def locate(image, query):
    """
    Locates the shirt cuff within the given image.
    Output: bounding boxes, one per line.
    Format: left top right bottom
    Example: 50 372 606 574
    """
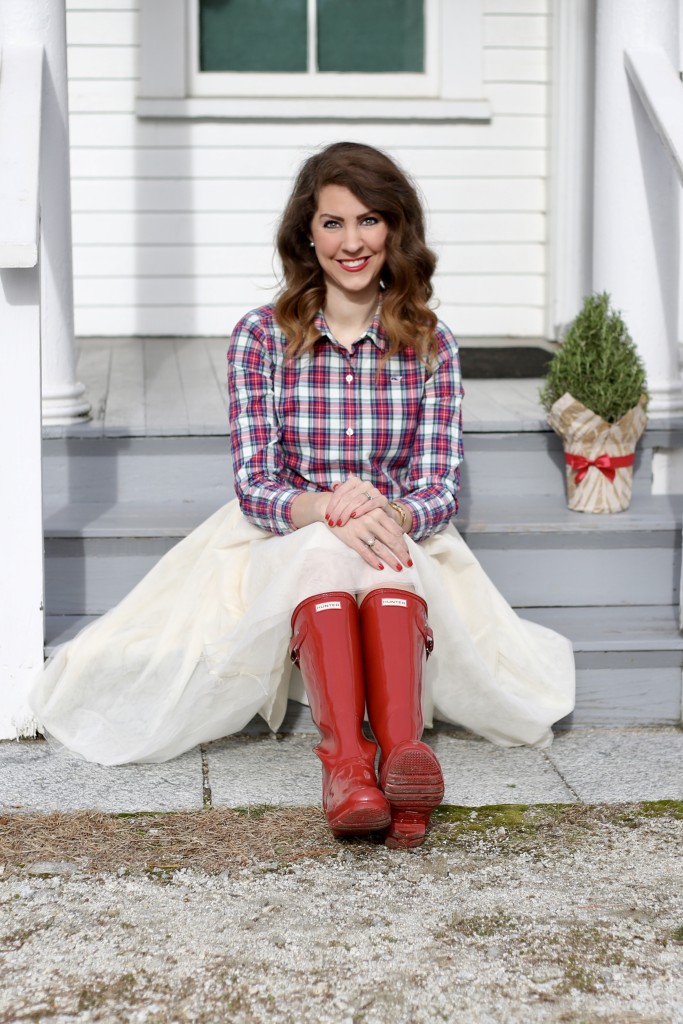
276 489 299 533
399 492 458 542
399 496 431 542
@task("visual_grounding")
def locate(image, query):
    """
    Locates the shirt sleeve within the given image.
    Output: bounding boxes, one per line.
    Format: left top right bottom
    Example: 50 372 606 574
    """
398 327 464 542
227 314 300 534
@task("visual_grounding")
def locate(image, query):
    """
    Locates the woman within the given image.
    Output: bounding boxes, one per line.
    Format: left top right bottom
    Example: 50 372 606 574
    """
28 143 574 851
228 141 462 848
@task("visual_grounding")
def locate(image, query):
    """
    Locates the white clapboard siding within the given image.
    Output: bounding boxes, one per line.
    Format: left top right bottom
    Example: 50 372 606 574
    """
73 306 546 338
73 273 545 309
66 0 551 338
68 115 549 151
484 49 547 82
484 0 546 14
72 242 545 278
484 15 548 48
71 212 546 246
71 147 547 180
67 1 137 9
486 83 548 115
71 178 545 214
66 10 137 45
67 46 138 79
69 80 137 113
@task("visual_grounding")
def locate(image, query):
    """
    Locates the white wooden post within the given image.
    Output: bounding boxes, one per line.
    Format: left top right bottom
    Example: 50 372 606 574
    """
39 0 89 423
593 0 683 416
0 43 45 738
1 0 89 425
547 0 595 340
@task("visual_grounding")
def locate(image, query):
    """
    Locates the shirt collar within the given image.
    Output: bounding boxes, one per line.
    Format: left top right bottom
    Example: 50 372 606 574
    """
314 307 386 352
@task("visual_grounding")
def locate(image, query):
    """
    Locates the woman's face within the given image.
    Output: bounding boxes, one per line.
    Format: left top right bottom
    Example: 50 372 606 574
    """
310 184 388 304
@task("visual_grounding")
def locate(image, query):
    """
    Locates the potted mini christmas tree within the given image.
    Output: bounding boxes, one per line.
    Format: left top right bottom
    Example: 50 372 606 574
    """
539 292 649 513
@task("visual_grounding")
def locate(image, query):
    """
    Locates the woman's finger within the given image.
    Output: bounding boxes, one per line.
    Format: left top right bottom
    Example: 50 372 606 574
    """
371 529 412 570
323 476 362 523
326 485 386 526
366 511 412 566
328 513 412 570
333 496 385 527
326 516 385 569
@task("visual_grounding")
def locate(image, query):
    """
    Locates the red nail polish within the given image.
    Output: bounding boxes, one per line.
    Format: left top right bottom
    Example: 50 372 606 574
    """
350 512 356 519
407 559 414 567
336 519 342 526
396 564 403 572
378 564 384 570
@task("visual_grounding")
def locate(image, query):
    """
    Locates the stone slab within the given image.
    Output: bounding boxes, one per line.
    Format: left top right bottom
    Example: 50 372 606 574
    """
544 726 683 802
4 728 682 814
0 740 203 813
428 732 577 806
206 735 322 807
206 731 577 809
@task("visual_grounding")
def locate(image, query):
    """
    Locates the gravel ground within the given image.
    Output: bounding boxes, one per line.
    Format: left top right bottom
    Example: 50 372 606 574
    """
2 807 683 1024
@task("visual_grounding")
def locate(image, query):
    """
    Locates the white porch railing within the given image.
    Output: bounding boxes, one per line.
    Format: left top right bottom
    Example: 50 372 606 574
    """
591 0 683 417
0 43 45 738
625 47 683 187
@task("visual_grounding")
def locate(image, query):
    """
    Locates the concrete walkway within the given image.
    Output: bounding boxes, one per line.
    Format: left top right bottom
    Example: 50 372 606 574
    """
2 725 682 814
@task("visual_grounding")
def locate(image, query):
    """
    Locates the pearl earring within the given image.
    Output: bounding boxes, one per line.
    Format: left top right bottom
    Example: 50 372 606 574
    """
309 241 315 248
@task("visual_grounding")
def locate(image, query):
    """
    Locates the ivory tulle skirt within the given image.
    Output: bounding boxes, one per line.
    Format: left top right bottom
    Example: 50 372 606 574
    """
28 500 575 765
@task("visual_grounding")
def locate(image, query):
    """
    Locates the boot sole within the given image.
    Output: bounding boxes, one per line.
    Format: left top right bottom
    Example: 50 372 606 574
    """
329 807 392 836
382 745 445 812
385 831 427 850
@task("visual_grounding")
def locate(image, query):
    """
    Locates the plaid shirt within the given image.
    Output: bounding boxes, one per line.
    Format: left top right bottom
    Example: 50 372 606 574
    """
227 305 464 542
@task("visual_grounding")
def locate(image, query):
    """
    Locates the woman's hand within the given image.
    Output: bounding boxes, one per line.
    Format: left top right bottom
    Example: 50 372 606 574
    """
325 475 389 527
329 506 412 571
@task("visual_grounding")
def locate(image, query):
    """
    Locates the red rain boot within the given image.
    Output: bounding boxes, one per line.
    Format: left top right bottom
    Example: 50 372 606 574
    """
359 588 444 849
289 591 391 838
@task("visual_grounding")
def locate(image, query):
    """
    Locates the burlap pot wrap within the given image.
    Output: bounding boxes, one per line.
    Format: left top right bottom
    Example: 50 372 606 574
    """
547 393 648 513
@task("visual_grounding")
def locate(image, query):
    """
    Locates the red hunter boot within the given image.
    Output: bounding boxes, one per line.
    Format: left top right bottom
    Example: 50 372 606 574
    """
289 591 391 837
359 588 444 849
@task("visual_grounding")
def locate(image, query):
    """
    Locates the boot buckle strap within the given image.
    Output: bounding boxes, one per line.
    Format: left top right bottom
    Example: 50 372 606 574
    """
288 623 307 667
425 626 434 659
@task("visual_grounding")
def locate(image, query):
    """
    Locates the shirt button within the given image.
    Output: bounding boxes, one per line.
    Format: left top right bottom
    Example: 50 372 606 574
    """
346 374 353 383
346 428 354 437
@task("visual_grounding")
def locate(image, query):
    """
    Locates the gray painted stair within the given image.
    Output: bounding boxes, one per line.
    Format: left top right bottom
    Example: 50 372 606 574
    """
42 487 683 613
42 432 683 729
44 604 683 729
41 344 683 731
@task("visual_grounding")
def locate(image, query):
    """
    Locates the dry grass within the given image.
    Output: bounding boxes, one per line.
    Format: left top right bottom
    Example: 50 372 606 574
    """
0 807 342 876
1 801 681 878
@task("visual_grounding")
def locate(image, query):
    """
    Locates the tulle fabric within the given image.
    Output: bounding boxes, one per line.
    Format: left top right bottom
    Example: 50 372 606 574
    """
28 500 575 765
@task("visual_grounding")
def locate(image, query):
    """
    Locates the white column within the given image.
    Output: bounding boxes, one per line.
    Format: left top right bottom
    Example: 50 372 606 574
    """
547 0 596 340
0 269 44 738
593 0 682 416
0 0 90 424
0 38 45 738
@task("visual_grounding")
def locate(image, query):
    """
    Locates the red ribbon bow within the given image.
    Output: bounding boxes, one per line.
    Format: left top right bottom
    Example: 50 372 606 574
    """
564 452 635 484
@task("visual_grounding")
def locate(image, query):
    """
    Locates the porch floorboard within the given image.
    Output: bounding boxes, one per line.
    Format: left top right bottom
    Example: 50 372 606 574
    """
43 337 552 438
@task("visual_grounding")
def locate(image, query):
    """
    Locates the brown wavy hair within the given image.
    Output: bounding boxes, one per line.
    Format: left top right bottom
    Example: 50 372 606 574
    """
274 142 438 362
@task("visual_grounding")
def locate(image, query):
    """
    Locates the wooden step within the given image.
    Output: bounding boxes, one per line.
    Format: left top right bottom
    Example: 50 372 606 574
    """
43 492 683 613
43 426 666 503
44 605 683 729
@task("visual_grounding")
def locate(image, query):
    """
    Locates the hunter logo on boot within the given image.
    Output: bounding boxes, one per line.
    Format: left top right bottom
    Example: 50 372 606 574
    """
382 598 408 607
315 601 343 612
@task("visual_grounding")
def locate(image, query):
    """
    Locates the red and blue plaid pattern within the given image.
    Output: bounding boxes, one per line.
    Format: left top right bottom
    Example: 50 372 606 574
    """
227 305 464 541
